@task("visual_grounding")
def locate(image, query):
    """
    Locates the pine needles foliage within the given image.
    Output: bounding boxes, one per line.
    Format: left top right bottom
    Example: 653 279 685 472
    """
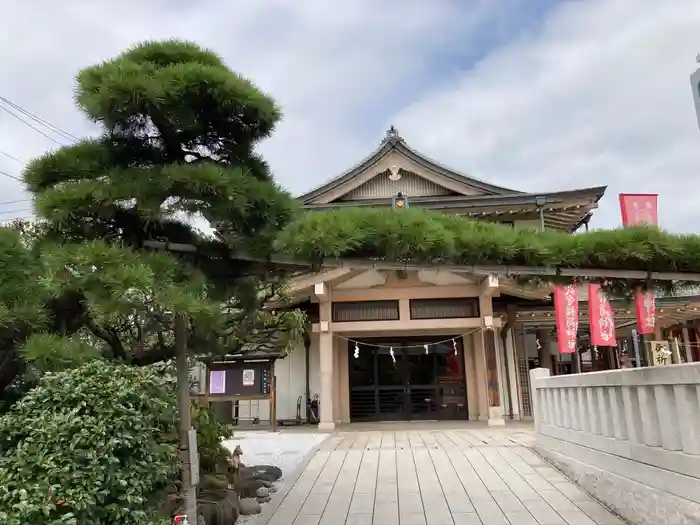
275 207 700 274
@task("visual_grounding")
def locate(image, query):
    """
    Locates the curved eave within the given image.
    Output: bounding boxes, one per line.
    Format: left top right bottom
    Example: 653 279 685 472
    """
297 136 520 204
302 186 607 232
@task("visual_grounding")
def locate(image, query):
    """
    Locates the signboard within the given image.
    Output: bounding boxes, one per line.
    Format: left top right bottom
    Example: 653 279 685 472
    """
588 284 616 346
242 369 255 387
635 291 655 335
209 370 226 394
554 284 579 354
619 194 658 227
207 362 273 396
649 340 672 366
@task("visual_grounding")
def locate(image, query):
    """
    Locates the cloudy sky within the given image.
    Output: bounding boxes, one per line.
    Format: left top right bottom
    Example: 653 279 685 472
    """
1 0 700 231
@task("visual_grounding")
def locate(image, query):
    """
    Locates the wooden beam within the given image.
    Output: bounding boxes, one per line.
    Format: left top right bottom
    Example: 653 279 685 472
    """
321 259 700 282
480 275 499 297
312 282 328 302
142 241 700 283
288 267 355 294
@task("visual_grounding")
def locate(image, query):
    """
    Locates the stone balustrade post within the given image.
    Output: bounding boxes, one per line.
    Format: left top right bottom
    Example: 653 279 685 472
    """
529 367 550 434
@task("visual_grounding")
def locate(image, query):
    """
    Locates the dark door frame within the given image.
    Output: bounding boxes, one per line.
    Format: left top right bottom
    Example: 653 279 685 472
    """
348 336 468 422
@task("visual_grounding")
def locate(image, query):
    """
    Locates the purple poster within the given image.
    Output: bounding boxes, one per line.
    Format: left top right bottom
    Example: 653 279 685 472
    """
209 370 226 394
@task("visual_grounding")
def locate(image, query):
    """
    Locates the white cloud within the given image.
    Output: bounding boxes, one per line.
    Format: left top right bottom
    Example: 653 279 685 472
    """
0 0 497 219
394 0 700 232
1 0 699 232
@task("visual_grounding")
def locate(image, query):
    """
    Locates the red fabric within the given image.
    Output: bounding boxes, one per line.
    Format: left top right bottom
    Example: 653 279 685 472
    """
554 285 579 354
588 284 617 346
635 291 656 335
619 194 658 226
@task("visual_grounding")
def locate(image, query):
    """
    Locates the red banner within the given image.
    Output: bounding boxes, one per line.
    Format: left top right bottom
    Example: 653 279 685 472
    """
554 285 579 354
619 194 658 226
635 291 656 335
588 283 617 346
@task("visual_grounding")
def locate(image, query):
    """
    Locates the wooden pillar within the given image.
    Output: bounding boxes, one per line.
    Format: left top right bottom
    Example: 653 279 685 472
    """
463 333 479 421
315 283 335 432
682 326 693 363
536 329 553 374
479 276 504 426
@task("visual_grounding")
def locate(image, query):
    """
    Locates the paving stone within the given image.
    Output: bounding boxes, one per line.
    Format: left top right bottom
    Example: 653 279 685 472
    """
490 490 526 512
349 493 375 514
473 500 510 525
443 491 475 513
558 511 598 525
399 513 427 525
300 494 330 515
345 514 374 525
503 511 539 525
260 427 622 525
451 513 483 525
522 500 566 524
575 501 625 525
293 515 321 525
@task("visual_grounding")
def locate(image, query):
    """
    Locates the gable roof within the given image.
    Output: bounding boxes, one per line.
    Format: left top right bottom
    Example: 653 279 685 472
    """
298 126 522 204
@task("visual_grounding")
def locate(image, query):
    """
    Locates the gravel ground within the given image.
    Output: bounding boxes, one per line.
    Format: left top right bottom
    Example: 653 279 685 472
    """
222 430 329 524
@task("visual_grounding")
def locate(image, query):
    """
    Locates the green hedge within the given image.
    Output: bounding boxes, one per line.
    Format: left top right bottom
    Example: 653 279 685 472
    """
274 207 700 273
0 362 179 525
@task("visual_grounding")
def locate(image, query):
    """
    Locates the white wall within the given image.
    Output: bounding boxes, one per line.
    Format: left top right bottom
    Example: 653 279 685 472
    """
271 337 321 422
308 335 321 404
273 341 309 421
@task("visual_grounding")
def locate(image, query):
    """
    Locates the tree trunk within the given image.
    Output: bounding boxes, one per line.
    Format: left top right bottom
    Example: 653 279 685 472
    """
176 313 197 520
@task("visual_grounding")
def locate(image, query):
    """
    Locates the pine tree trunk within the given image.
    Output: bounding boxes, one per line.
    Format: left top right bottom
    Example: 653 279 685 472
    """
176 313 198 520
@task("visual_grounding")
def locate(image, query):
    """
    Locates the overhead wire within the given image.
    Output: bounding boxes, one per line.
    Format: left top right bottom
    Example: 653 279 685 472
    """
0 149 27 165
0 103 66 147
0 95 79 204
0 169 23 183
0 95 78 142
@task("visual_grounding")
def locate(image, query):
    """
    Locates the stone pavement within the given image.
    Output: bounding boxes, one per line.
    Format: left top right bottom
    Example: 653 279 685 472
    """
260 425 624 525
222 431 328 476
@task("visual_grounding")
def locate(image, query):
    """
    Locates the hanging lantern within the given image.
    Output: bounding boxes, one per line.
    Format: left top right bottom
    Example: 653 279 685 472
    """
452 339 458 355
390 347 396 364
424 344 429 355
392 192 409 209
354 342 360 359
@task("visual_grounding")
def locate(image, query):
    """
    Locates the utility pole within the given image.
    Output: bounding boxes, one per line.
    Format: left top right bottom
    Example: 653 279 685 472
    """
690 53 700 134
175 313 198 520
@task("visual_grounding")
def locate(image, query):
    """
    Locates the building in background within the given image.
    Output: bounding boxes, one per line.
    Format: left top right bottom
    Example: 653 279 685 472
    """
265 127 605 429
200 127 700 429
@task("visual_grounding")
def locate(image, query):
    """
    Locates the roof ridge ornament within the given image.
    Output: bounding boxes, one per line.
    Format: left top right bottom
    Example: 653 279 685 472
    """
383 125 403 143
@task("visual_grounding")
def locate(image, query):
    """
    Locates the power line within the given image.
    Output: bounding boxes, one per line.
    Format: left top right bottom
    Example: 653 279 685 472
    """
0 103 66 146
0 207 33 215
0 198 30 205
0 96 78 142
0 149 26 165
0 169 23 183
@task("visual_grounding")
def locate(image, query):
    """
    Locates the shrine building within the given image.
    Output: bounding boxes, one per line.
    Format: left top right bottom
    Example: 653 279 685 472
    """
215 127 700 429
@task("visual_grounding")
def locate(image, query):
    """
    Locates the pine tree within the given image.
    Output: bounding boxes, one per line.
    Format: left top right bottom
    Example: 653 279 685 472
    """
22 39 304 367
20 40 305 517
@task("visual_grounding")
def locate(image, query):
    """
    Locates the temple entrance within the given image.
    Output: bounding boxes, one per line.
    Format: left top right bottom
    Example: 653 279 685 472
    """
348 336 467 422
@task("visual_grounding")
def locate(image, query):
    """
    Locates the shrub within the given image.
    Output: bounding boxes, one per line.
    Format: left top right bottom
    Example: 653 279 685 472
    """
0 361 180 525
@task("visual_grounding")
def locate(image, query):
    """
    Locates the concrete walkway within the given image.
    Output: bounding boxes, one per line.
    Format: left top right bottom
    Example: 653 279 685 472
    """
260 425 624 525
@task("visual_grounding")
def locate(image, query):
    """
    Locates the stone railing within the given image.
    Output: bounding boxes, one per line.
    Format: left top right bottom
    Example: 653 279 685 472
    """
530 364 700 525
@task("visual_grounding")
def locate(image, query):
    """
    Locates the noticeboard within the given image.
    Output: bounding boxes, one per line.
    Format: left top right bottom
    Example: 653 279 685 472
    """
208 361 272 396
